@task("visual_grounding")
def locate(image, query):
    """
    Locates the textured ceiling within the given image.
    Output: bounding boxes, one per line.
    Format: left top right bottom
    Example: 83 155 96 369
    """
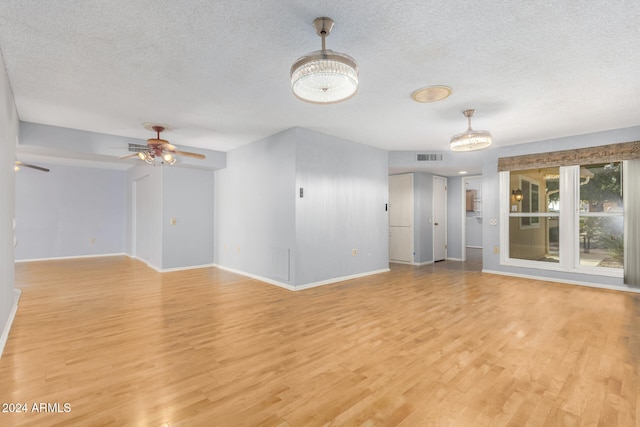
1 0 639 165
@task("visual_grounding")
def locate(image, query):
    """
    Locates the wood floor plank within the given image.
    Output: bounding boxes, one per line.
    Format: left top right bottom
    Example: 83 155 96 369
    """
0 255 638 426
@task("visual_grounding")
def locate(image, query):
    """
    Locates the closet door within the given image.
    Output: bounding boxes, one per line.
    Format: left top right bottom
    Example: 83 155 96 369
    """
389 173 414 263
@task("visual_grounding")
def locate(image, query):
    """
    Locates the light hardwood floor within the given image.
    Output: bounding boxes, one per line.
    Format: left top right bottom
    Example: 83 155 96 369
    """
1 256 639 426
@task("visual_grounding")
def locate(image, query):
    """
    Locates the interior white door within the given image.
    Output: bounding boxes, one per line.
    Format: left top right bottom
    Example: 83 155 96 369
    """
389 173 414 263
390 226 414 262
433 176 447 261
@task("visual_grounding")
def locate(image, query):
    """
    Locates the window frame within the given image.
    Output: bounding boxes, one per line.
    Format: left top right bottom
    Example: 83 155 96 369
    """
500 165 624 278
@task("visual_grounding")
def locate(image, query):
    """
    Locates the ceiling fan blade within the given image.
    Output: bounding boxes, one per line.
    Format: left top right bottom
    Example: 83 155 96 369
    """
173 150 206 160
159 142 176 151
15 161 50 172
118 153 140 159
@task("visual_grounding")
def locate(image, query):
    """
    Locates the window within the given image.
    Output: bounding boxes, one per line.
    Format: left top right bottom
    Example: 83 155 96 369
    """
507 168 560 263
578 162 623 269
501 163 624 276
519 177 540 228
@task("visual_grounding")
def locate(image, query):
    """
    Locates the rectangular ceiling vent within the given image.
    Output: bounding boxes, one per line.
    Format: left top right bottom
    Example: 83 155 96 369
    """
416 153 443 162
128 143 148 153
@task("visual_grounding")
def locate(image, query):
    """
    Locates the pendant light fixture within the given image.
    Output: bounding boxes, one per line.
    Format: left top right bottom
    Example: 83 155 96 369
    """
290 17 359 104
450 109 492 151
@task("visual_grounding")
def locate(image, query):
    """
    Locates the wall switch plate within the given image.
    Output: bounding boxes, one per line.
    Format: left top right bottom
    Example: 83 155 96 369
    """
352 249 358 256
170 217 177 225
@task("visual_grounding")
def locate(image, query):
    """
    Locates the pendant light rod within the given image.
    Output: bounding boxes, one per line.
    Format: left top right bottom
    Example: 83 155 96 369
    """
463 109 475 131
313 17 333 51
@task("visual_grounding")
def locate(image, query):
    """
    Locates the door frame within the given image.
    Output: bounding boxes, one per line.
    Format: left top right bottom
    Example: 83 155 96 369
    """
461 175 482 262
432 176 447 261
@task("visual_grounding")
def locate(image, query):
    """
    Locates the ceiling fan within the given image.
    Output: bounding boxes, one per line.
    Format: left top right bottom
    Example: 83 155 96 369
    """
120 124 206 165
15 160 50 172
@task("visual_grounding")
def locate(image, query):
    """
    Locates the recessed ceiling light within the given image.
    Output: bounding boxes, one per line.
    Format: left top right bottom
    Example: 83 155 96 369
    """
411 85 452 103
459 171 468 174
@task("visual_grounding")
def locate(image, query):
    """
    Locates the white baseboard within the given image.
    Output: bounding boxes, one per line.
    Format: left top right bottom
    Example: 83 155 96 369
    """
447 257 463 261
212 265 390 291
0 289 21 359
390 260 428 266
129 256 214 273
212 265 295 290
15 252 126 263
482 269 640 294
157 263 215 273
294 269 391 290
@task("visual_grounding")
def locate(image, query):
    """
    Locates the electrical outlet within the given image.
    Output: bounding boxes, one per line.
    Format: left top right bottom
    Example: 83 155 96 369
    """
493 246 500 254
352 249 358 256
90 237 96 244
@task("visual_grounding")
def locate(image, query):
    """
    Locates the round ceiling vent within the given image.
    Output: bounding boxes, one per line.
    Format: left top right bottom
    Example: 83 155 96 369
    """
411 85 452 103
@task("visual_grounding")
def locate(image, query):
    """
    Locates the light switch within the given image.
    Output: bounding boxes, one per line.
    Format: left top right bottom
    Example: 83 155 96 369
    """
170 217 177 225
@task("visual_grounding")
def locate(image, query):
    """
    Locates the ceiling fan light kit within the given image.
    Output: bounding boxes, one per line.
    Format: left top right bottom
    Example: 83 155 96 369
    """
450 109 492 152
290 17 359 104
120 124 205 165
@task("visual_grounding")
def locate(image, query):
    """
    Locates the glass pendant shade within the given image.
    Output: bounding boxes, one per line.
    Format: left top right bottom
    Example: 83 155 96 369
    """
290 17 358 104
450 109 492 152
291 50 358 103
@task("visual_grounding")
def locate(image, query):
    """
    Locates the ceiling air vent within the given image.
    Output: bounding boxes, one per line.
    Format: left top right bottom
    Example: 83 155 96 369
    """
416 153 443 161
128 143 148 153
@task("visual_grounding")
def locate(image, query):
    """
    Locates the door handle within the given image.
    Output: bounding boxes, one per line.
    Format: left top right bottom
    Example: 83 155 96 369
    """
434 222 439 226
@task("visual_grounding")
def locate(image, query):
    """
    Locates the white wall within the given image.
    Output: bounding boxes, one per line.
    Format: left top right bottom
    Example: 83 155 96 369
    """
15 163 126 260
0 51 19 357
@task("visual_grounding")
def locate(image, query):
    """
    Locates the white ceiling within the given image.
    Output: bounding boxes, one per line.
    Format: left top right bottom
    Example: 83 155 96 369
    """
1 1 639 167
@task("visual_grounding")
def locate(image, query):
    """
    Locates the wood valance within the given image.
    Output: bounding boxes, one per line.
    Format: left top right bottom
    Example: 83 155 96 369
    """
498 140 640 172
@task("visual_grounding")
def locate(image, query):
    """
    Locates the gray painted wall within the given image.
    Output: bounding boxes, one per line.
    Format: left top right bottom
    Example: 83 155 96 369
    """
127 165 163 268
125 164 216 271
482 125 640 288
19 122 227 170
213 128 297 284
15 163 126 260
162 166 215 269
0 51 18 356
294 128 389 285
214 127 389 287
